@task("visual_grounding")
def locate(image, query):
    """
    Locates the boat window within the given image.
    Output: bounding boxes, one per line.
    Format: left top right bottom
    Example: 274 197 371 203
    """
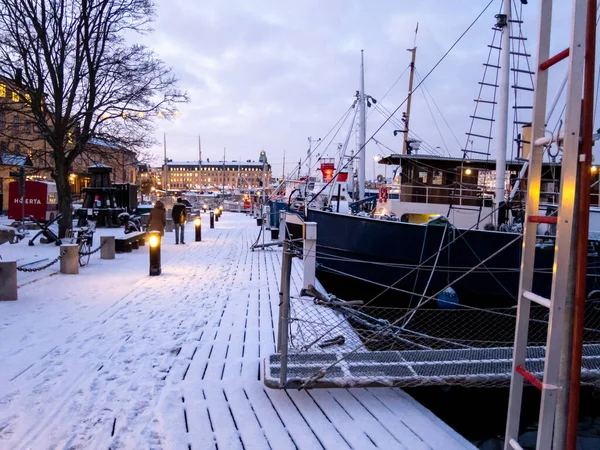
432 170 443 185
418 171 428 184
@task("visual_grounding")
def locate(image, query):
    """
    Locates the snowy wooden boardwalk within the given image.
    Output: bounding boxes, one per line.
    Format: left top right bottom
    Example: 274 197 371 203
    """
0 213 474 449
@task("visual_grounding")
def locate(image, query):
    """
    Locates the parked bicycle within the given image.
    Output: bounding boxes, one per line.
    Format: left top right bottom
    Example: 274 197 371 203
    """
65 220 96 267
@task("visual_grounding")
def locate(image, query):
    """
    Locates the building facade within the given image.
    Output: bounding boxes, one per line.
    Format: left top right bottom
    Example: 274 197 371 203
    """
163 151 271 192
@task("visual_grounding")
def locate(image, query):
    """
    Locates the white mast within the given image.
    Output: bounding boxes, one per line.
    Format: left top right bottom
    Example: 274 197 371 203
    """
495 0 511 221
358 50 366 200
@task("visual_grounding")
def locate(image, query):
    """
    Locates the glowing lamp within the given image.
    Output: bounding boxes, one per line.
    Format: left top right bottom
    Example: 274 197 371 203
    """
465 168 472 175
214 208 220 222
194 217 202 242
592 166 598 173
148 231 161 276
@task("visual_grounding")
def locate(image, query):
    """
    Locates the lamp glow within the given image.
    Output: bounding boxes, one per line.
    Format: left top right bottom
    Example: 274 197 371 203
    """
194 217 201 226
149 234 160 248
465 168 472 175
592 166 598 173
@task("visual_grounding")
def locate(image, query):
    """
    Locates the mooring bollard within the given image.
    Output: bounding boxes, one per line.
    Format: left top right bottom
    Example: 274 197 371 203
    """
303 222 317 291
60 244 79 275
210 211 215 228
194 217 202 242
0 261 18 301
100 236 115 260
165 218 174 233
219 205 224 217
148 231 161 276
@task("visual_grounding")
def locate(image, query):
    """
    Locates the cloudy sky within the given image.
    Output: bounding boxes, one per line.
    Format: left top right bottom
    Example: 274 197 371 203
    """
144 0 578 179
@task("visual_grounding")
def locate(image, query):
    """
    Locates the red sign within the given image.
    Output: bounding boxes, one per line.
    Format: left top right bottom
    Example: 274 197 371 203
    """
8 181 57 221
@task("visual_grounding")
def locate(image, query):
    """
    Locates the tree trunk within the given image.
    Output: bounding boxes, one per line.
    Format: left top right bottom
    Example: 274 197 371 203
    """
54 162 73 239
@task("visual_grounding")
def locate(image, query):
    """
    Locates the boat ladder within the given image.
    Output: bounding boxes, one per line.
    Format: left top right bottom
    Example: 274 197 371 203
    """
504 0 588 449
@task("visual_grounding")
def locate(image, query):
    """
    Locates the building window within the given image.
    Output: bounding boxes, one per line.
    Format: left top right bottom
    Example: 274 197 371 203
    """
12 91 19 102
0 111 5 129
0 141 7 152
432 170 443 185
418 170 428 184
12 115 19 131
25 121 32 134
0 83 6 97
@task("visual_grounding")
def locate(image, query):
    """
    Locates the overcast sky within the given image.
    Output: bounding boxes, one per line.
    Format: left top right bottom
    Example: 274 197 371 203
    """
145 0 579 179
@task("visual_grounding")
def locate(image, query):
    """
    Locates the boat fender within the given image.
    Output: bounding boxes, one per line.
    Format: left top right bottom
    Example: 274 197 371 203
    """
436 287 460 310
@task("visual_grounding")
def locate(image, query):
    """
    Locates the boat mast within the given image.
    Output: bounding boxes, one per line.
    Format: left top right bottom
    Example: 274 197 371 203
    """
403 46 417 155
494 0 511 222
358 50 366 200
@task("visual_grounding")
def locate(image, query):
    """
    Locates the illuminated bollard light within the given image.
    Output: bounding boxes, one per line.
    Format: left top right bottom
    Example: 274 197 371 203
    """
194 217 202 242
219 205 224 217
210 211 215 228
214 208 219 222
148 231 161 276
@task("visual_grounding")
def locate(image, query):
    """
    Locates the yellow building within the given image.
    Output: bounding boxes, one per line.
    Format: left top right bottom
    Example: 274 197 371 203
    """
164 151 271 192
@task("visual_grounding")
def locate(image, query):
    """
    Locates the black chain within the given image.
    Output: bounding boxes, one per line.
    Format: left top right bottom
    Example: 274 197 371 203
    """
17 250 66 273
78 238 106 256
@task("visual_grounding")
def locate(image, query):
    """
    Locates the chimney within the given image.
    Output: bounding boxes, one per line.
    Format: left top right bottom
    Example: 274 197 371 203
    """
15 68 23 88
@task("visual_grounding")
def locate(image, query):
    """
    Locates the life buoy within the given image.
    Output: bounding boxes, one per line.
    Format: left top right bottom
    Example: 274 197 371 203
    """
378 187 388 203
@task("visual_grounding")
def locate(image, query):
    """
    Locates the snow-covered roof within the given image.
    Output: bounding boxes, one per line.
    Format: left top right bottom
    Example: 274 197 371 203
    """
0 154 33 167
168 160 268 167
88 137 121 150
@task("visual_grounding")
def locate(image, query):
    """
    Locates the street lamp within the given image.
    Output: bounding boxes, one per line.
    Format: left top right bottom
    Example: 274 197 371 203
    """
148 231 161 276
194 217 201 242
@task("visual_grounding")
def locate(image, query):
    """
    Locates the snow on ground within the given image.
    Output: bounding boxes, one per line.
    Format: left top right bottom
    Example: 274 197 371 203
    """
0 213 474 449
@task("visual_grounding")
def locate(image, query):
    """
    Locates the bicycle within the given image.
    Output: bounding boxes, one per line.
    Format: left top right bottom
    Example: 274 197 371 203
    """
65 221 96 267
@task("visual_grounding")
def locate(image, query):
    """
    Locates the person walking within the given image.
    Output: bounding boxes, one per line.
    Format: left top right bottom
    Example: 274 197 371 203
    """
172 197 187 244
148 200 166 236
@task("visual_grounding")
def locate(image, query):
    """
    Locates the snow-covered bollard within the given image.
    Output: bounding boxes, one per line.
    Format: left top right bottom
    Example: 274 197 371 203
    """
302 222 317 291
100 236 115 260
0 260 18 301
60 244 79 275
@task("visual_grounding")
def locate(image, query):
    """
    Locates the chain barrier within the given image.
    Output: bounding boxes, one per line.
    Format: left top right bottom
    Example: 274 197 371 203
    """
16 250 66 273
78 238 106 256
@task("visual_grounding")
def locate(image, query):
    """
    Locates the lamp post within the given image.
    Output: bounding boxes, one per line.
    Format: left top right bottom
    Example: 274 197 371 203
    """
210 210 215 228
148 231 161 276
194 217 201 242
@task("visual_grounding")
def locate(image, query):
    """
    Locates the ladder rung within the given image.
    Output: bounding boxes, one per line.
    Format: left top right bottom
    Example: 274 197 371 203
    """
510 36 527 40
512 85 534 92
483 63 501 69
529 215 557 224
465 133 493 140
511 68 535 74
470 115 495 122
508 19 524 24
515 365 543 390
488 45 502 50
508 438 525 450
479 82 499 87
515 121 532 125
511 51 531 57
522 290 551 308
461 149 491 156
513 105 533 109
474 99 498 104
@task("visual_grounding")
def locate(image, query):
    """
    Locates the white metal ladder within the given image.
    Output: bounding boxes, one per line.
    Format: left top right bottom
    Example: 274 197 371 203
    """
504 1 588 449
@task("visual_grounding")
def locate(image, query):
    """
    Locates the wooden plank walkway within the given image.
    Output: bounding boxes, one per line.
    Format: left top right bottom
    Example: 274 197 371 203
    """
159 214 476 450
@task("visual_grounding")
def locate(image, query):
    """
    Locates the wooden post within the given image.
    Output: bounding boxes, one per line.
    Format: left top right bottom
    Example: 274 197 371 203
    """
60 244 79 274
0 261 18 301
100 236 115 260
303 222 317 290
278 241 292 387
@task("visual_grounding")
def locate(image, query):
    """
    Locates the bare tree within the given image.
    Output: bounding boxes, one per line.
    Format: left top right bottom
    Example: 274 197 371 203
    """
0 0 187 236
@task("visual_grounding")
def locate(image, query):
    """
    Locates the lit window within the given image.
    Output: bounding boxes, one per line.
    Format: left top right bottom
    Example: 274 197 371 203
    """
25 93 31 105
432 170 443 185
0 84 5 97
12 91 19 102
418 171 428 184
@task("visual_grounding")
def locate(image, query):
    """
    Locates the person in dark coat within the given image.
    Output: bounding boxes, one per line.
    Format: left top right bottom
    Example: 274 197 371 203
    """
171 197 187 244
148 200 166 236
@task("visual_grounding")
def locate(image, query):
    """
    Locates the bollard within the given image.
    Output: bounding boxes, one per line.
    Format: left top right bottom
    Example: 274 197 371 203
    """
214 208 219 222
148 231 161 276
100 236 115 260
279 211 287 242
210 211 215 228
165 218 174 233
0 261 18 301
60 244 79 274
302 222 317 290
194 217 202 242
219 205 224 217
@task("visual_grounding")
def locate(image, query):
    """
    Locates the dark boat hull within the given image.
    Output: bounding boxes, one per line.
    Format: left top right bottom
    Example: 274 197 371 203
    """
302 209 600 308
